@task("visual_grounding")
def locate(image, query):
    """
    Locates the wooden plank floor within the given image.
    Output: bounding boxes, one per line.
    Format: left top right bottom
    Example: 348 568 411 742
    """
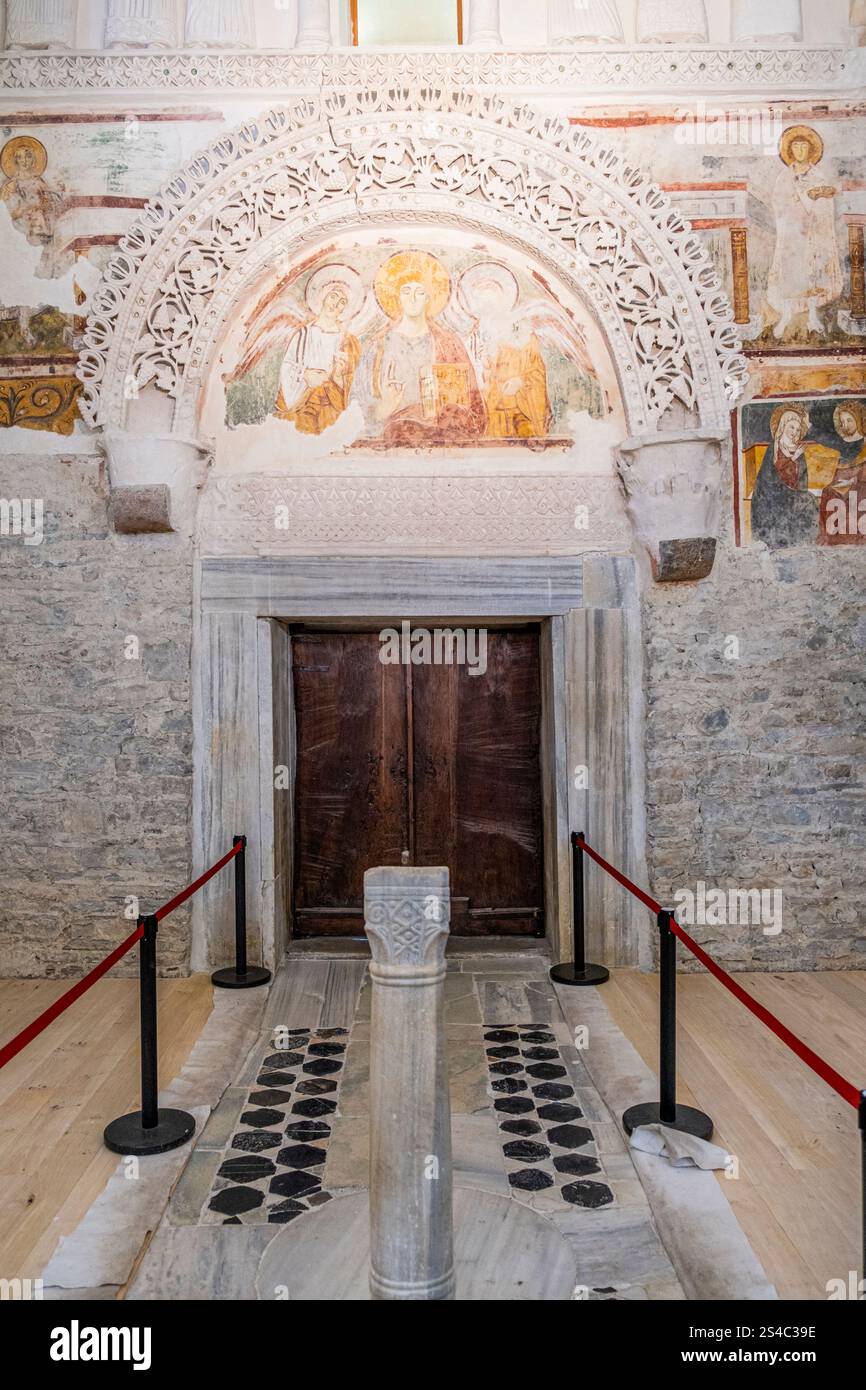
0 974 213 1283
603 969 865 1301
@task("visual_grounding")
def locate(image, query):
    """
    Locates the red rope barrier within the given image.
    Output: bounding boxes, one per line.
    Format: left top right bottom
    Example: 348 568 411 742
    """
0 840 243 1074
0 924 144 1073
154 840 242 922
575 834 663 916
576 832 861 1113
669 918 861 1112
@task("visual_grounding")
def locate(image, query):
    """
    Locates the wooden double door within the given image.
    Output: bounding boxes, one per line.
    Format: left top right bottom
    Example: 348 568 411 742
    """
292 627 544 938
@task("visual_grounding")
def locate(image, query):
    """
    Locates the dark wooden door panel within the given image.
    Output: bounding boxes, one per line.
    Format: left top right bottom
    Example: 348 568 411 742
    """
292 628 544 938
413 629 543 935
293 633 408 935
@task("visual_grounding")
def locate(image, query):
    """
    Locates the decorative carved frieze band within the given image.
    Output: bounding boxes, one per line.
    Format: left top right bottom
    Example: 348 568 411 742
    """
0 46 859 95
197 474 632 555
76 88 747 438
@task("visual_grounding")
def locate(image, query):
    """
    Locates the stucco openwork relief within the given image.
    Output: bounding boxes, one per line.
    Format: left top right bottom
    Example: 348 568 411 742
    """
76 88 747 440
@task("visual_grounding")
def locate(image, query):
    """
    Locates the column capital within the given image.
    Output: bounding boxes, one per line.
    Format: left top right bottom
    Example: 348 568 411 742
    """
364 867 450 977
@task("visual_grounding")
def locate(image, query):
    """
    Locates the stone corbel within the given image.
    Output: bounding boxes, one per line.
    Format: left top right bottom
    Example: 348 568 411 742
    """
100 429 212 537
616 429 728 582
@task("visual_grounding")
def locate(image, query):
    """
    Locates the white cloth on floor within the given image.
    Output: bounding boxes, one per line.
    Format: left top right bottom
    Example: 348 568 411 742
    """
629 1123 731 1171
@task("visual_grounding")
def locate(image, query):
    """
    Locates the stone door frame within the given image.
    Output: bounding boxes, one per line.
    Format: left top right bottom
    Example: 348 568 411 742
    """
192 553 650 974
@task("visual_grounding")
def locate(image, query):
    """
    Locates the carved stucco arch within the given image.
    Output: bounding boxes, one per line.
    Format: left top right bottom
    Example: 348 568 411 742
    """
77 88 747 577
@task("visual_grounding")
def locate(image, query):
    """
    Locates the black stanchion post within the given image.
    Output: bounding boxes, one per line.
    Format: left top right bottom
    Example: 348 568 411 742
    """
212 835 271 989
104 914 196 1156
860 1090 866 1285
622 909 714 1140
550 832 610 987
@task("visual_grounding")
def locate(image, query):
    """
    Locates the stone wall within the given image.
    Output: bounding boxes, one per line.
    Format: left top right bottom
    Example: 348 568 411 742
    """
0 452 194 977
643 507 866 971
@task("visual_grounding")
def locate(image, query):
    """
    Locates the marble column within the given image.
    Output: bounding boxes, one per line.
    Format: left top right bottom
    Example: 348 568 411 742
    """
731 0 802 41
185 0 255 48
295 0 332 51
465 0 503 47
6 0 78 48
549 0 625 43
636 0 708 42
104 1 178 48
364 866 455 1302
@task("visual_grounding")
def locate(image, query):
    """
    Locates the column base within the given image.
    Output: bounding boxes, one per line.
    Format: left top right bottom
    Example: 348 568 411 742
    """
622 1102 714 1141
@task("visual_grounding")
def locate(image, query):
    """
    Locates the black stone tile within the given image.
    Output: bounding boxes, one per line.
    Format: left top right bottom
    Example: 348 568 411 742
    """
525 1062 567 1080
295 1078 337 1095
284 1120 331 1141
268 1199 307 1218
503 1140 550 1164
306 1191 333 1207
308 1042 346 1057
519 1030 555 1043
241 1108 287 1129
230 1130 282 1153
276 1143 327 1170
531 1082 574 1101
499 1119 541 1137
537 1102 584 1123
249 1089 293 1107
269 1170 321 1199
267 1208 304 1224
521 1046 559 1061
291 1097 337 1118
302 1058 343 1076
561 1180 614 1208
218 1155 276 1183
546 1123 594 1149
314 1028 348 1038
493 1096 535 1115
553 1153 602 1178
508 1167 554 1191
489 1061 523 1076
486 1045 520 1059
491 1077 528 1094
484 1029 518 1041
257 1072 296 1088
261 1051 305 1070
208 1186 264 1216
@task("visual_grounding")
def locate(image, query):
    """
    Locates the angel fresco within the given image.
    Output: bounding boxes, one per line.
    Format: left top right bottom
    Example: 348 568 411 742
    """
457 261 597 441
226 264 366 435
224 245 604 449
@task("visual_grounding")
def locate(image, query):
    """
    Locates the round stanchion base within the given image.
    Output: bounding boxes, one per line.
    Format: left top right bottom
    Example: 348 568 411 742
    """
211 965 272 990
549 961 610 987
622 1101 714 1141
103 1107 196 1156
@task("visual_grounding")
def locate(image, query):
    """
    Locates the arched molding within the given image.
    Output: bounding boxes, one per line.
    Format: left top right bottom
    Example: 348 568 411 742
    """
76 87 746 442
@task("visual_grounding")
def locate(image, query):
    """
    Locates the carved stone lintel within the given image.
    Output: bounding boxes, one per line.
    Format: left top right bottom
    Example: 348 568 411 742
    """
100 427 211 535
365 866 455 1301
616 429 728 581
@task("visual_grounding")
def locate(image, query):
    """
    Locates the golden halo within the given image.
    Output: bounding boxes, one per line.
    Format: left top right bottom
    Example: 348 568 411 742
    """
770 402 810 438
1 135 48 179
779 125 824 167
374 251 451 321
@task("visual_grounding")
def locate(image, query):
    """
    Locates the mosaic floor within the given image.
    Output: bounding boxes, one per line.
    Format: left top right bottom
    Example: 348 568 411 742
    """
201 1028 348 1224
483 1024 614 1209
